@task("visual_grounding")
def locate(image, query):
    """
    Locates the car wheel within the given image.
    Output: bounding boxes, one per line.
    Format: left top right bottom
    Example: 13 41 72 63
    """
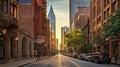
94 59 98 63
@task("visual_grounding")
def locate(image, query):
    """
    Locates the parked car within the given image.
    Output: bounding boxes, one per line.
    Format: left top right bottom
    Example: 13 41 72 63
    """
91 52 111 63
85 53 92 61
80 53 86 60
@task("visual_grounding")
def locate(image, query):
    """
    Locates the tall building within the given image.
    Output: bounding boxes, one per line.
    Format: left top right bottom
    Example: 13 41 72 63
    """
70 0 90 29
61 26 69 51
18 0 34 58
74 6 90 44
48 5 57 52
90 0 120 64
0 0 18 61
32 0 47 57
48 5 56 38
74 6 90 30
41 0 50 56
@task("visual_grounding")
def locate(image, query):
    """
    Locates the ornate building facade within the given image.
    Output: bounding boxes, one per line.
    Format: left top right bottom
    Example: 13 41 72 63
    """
0 0 19 61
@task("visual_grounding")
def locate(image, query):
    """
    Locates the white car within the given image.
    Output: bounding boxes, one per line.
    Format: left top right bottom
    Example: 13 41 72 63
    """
85 53 92 61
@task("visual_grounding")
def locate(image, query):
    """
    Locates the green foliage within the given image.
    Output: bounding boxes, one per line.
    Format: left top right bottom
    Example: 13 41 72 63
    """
65 29 86 53
85 43 92 52
103 8 120 37
93 34 103 45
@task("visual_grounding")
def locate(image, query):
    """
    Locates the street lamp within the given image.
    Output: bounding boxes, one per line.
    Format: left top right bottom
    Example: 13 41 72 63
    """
106 38 109 41
15 37 18 40
14 36 19 58
106 37 112 56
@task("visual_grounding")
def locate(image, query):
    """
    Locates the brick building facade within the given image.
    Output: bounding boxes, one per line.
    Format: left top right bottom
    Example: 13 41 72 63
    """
18 1 34 58
32 0 50 57
90 0 120 64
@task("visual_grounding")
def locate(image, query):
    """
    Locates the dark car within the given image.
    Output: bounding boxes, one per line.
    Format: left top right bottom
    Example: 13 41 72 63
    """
92 52 111 63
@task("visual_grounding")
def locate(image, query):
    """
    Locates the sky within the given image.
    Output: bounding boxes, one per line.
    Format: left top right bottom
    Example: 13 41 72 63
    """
19 0 31 3
47 0 70 48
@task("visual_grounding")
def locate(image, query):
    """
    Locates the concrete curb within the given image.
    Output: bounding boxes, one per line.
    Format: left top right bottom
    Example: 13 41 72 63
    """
18 56 52 67
18 61 36 67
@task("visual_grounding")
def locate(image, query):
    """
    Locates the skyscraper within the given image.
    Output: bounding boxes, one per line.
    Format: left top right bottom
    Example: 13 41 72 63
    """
48 5 56 38
70 0 90 29
61 26 69 51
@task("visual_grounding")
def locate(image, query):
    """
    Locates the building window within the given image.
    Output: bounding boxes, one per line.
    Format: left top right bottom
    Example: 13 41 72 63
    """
97 0 100 15
13 7 17 19
104 11 106 20
104 0 106 8
107 0 110 5
107 8 110 18
111 1 117 13
3 0 8 12
118 0 120 7
93 6 96 19
97 16 101 24
10 1 17 19
104 0 109 8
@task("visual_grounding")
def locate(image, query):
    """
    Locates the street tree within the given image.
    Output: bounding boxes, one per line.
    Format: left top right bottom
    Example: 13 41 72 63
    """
65 29 86 54
103 8 120 38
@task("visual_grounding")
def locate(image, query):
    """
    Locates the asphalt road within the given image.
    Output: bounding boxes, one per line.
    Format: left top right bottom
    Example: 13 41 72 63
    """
23 54 119 67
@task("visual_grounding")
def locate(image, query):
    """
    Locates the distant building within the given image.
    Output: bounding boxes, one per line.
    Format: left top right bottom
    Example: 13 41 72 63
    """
48 5 56 38
74 6 90 30
70 0 90 29
32 0 48 56
73 6 90 44
48 5 57 51
61 26 69 51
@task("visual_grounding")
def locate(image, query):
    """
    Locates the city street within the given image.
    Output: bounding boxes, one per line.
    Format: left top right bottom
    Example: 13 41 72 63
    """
23 54 119 67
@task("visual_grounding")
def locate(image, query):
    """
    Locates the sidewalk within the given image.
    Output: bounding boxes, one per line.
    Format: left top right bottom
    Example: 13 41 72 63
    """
0 58 37 67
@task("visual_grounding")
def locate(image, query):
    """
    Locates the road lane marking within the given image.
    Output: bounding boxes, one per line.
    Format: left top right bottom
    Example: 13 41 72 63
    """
63 56 80 67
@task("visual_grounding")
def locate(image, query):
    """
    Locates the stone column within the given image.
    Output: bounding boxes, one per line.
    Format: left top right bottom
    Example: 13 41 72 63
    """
13 41 18 58
5 37 11 60
31 43 34 57
29 42 32 57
